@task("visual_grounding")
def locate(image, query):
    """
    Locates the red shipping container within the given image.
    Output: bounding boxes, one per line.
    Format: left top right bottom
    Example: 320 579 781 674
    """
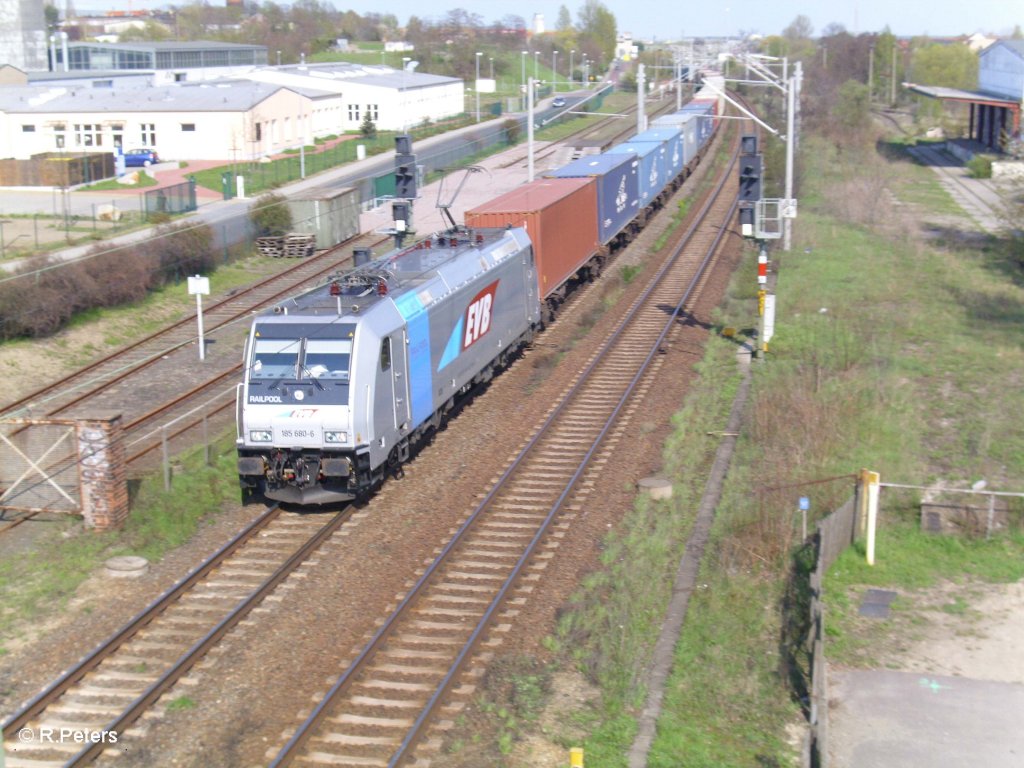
465 177 599 301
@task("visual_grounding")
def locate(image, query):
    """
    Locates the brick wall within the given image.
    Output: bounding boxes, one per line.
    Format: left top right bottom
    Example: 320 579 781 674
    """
77 414 129 530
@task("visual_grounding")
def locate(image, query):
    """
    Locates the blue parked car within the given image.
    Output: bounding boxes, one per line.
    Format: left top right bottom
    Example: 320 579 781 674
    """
123 148 159 167
552 97 566 108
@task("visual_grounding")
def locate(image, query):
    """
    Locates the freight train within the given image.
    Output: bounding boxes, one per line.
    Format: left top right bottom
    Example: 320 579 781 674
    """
235 74 724 504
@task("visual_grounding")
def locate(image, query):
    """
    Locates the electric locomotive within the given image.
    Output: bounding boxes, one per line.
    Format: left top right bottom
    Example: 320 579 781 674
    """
236 226 540 504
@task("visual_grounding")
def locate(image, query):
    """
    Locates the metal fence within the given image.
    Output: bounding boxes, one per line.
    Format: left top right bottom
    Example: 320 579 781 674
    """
806 492 859 768
144 178 197 217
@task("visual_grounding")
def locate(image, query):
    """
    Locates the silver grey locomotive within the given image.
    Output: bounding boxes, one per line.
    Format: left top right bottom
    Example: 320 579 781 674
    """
236 226 539 503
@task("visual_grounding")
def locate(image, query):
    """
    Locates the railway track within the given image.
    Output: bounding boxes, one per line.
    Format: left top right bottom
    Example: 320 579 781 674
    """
1 504 352 767
268 125 740 768
0 95 679 527
0 233 388 422
0 233 386 527
906 142 1008 234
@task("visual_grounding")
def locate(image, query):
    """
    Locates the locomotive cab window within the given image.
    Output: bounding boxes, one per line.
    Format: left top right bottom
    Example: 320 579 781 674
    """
251 338 299 378
303 339 352 380
380 337 392 372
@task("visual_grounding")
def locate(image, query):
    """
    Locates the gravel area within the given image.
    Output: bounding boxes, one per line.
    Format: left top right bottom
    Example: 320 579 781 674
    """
1 133 743 767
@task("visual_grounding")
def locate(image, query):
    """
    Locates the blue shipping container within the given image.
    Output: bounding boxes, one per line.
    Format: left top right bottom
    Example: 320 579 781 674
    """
544 153 639 245
652 113 699 167
606 140 666 207
677 102 715 144
632 127 685 185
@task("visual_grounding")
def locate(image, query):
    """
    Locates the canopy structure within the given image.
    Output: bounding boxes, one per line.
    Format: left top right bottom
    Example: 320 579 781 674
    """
904 82 1020 151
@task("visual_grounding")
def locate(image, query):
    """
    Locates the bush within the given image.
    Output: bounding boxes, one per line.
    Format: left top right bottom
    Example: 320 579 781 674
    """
0 222 215 340
248 193 292 237
144 222 216 284
502 118 520 145
966 154 993 179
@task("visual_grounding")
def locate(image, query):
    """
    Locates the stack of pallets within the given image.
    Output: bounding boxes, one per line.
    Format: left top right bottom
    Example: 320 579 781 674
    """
282 233 316 258
255 233 316 258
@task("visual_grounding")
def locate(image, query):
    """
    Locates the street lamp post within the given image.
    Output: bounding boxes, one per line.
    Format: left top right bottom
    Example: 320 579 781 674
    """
489 56 494 80
552 50 558 90
533 51 539 82
521 51 527 109
475 51 482 122
402 57 411 131
569 49 574 85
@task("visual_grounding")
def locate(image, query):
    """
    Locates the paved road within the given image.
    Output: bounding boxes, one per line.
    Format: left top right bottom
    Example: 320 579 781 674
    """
829 668 1024 767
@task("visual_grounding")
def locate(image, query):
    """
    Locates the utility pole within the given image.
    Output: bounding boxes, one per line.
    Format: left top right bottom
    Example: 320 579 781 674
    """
868 43 875 103
527 78 535 182
890 52 897 105
783 66 796 252
636 64 647 134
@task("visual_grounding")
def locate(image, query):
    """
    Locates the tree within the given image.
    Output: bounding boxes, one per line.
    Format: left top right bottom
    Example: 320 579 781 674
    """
783 14 813 41
120 20 172 42
360 112 377 139
834 79 871 137
44 2 60 34
912 43 978 90
557 5 573 32
577 0 617 64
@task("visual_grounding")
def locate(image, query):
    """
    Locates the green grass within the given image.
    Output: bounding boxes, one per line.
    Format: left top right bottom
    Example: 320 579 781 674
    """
0 434 243 640
79 173 159 191
514 122 1024 765
822 518 1024 664
0 251 298 375
166 695 198 711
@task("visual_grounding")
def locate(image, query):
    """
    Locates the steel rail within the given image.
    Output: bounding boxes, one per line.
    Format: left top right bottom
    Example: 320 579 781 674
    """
64 506 351 766
271 120 741 768
1 505 284 738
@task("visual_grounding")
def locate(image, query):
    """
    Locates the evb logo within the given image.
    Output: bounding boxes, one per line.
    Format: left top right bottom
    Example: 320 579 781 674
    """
464 281 498 349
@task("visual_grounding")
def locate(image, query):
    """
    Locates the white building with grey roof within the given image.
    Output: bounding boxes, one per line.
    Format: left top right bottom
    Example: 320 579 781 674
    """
0 61 465 163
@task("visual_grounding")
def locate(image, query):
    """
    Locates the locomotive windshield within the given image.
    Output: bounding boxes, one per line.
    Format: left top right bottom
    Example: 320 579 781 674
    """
248 323 355 383
303 339 351 380
251 338 299 379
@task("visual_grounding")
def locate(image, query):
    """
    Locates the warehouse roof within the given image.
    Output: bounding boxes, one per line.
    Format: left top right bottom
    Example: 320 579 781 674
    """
0 80 326 114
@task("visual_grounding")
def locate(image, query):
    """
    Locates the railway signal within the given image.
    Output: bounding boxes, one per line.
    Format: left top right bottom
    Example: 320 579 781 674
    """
394 134 417 199
738 134 762 204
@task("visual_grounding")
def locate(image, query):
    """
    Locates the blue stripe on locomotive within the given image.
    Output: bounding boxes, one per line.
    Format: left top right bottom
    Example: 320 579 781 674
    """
392 290 434 426
438 316 465 370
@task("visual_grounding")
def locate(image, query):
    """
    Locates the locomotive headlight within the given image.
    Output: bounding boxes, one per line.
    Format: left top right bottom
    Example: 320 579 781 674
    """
249 430 273 443
324 430 347 444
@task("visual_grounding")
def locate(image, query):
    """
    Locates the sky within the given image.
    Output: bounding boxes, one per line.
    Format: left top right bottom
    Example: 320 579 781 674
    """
70 0 1023 41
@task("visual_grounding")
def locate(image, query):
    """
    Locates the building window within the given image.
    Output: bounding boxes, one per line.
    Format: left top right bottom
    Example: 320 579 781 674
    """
53 123 66 149
141 123 156 145
348 104 360 121
181 123 196 132
110 123 123 148
368 104 379 120
22 125 36 132
255 122 262 141
74 123 102 147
